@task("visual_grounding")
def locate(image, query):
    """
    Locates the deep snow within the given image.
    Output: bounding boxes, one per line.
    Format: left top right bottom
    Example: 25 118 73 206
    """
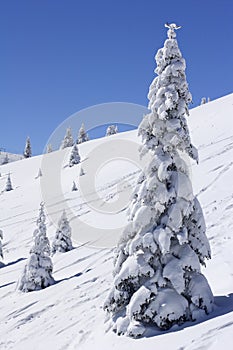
0 94 233 349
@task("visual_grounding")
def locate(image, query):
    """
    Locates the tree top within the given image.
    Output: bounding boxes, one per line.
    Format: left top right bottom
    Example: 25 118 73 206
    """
165 22 181 39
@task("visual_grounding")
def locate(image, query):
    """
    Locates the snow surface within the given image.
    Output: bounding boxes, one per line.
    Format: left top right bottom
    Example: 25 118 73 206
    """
0 152 23 166
0 94 233 349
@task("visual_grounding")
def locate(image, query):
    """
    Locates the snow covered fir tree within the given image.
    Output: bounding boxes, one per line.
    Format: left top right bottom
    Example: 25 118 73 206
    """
69 143 81 167
79 167 85 176
5 173 13 191
60 127 74 149
2 153 9 165
106 124 118 136
24 136 32 158
52 211 73 254
77 123 89 144
46 143 53 153
18 202 54 292
72 181 78 191
104 23 213 337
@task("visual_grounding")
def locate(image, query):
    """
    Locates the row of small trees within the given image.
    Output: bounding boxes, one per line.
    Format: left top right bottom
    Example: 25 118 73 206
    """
2 142 82 192
19 123 118 161
0 203 73 292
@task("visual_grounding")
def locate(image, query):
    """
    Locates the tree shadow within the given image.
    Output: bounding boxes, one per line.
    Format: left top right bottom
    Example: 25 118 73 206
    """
54 272 83 285
0 281 16 289
0 257 26 269
143 293 233 338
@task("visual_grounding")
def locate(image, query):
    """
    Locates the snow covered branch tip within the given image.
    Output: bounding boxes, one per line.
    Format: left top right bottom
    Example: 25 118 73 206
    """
165 22 181 39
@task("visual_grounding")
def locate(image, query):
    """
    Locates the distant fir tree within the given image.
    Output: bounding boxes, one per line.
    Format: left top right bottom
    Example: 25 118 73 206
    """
52 211 73 254
60 127 74 149
5 174 13 191
106 125 118 136
35 168 42 179
104 23 213 338
201 97 206 105
24 136 32 158
72 181 78 191
46 144 53 153
0 229 3 263
77 123 89 144
2 153 9 165
18 202 54 292
79 167 85 176
69 143 81 167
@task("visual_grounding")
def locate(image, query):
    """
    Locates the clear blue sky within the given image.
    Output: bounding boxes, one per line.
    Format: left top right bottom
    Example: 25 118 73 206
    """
1 0 232 155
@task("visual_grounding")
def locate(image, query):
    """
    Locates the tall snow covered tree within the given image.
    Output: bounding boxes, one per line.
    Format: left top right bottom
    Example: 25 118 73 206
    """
52 211 73 254
24 136 32 158
5 173 13 191
18 202 54 292
104 23 213 338
106 124 118 136
60 127 74 149
69 143 81 167
77 123 89 144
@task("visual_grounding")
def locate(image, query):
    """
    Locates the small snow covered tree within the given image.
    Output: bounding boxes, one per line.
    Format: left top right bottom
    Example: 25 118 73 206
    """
77 123 89 144
46 143 53 153
106 124 118 136
72 181 78 191
35 168 42 179
104 23 213 337
52 211 73 254
60 127 74 149
0 229 3 262
24 136 32 158
2 154 9 165
5 174 13 191
18 202 54 292
79 167 85 176
69 143 81 167
201 97 206 105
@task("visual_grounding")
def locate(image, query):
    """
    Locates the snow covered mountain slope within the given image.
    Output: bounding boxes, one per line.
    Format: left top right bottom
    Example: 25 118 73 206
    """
0 152 23 166
0 93 233 349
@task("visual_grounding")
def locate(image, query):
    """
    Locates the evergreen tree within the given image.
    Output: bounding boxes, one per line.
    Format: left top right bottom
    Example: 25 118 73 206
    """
106 125 118 136
104 23 213 338
2 153 9 165
60 127 74 149
69 143 81 167
72 181 78 191
52 211 73 254
201 97 206 105
0 229 3 263
35 168 42 179
77 123 89 144
79 167 85 176
5 174 13 191
24 137 32 158
46 144 53 153
18 202 54 292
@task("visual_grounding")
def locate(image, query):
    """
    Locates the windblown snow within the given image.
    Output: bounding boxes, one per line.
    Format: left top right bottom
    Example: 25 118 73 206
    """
0 94 233 349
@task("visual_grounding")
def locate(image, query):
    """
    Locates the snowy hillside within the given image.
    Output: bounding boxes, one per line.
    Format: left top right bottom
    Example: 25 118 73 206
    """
0 152 23 166
0 93 233 349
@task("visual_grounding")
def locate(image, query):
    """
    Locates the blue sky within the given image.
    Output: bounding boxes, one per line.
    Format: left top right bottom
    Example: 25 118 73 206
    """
0 0 232 155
